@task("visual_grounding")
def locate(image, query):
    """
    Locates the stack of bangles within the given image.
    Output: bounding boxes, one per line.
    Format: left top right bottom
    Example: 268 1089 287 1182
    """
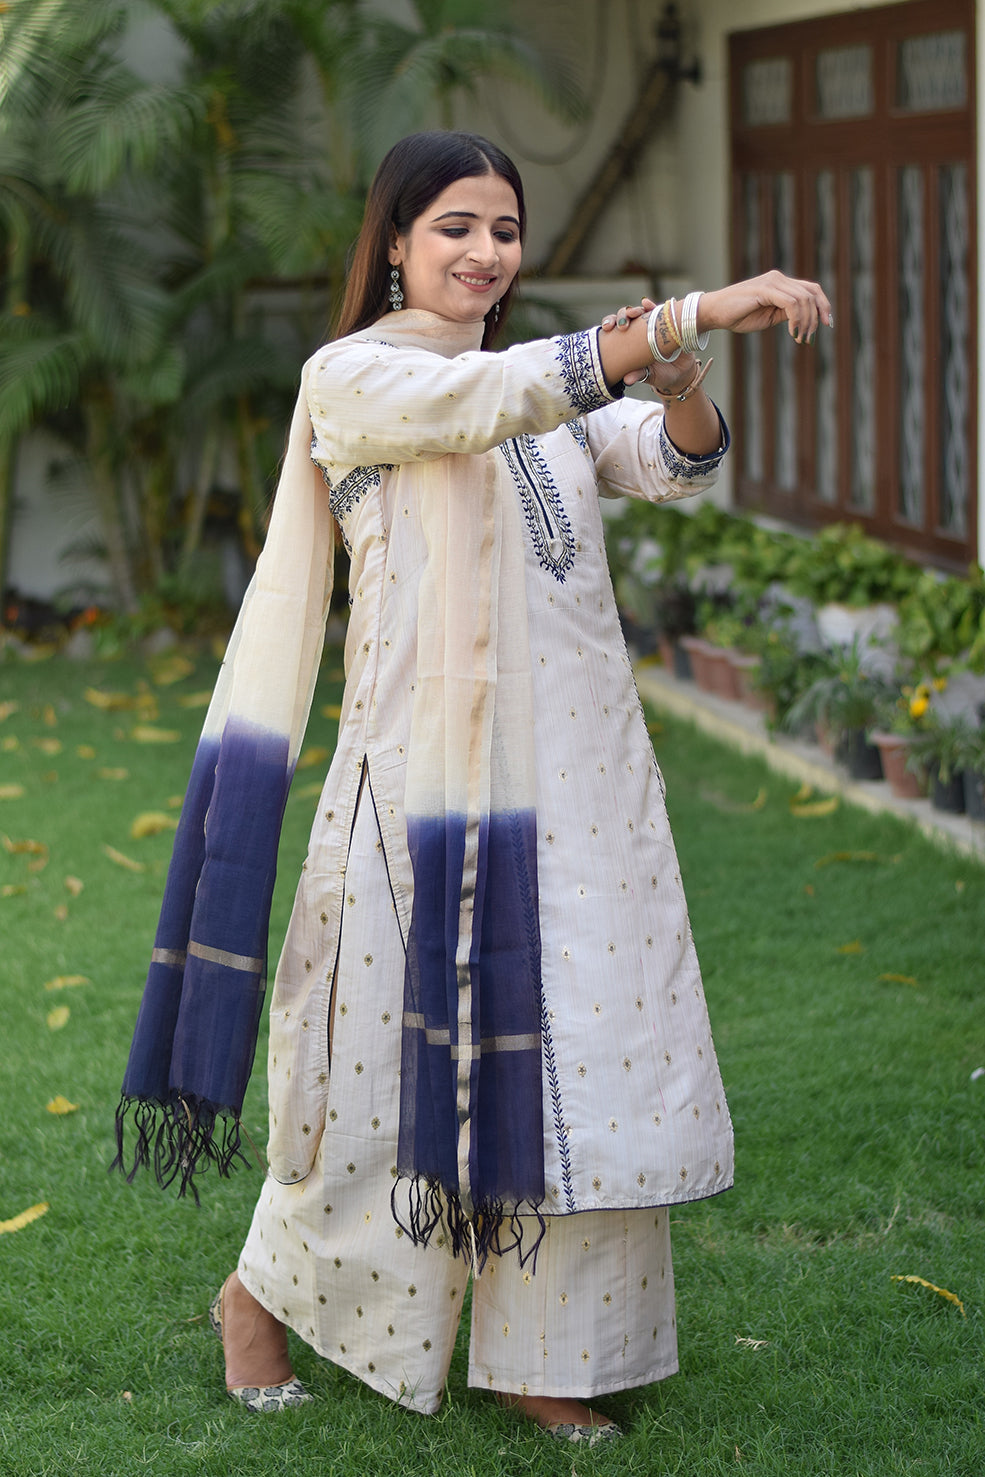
642 292 713 402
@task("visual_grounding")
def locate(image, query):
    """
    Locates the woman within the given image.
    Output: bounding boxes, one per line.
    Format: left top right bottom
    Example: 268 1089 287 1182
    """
117 131 830 1442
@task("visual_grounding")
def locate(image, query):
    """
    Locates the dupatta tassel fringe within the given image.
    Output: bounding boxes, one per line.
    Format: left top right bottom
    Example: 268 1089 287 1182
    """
112 1095 250 1205
391 1175 547 1274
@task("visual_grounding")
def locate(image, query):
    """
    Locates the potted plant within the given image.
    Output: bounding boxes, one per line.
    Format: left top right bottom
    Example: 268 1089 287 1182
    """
955 712 985 821
701 609 752 702
783 522 918 650
783 640 894 780
869 678 934 799
904 710 977 813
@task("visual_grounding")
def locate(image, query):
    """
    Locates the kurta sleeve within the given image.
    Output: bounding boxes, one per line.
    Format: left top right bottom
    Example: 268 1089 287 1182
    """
585 395 731 504
306 328 619 469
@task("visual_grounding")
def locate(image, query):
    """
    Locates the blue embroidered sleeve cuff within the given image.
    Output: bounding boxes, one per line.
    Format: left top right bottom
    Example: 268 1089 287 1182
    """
659 405 731 482
554 329 620 415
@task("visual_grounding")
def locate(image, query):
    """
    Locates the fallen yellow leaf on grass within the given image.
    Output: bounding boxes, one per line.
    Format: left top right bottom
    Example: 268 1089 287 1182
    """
878 972 919 987
102 844 146 873
292 781 324 800
85 687 137 711
32 737 62 755
46 1096 78 1115
891 1275 965 1316
790 795 839 818
64 876 84 897
297 746 331 770
47 1005 70 1030
130 725 181 744
700 786 768 815
0 783 25 800
53 903 68 922
321 703 343 720
836 940 865 955
0 1202 48 1235
178 690 212 709
2 834 48 868
815 850 902 868
1 735 19 752
44 974 89 991
150 653 194 686
166 794 184 808
98 767 130 781
76 744 96 759
1 883 28 897
0 701 20 722
734 1335 770 1349
130 811 178 839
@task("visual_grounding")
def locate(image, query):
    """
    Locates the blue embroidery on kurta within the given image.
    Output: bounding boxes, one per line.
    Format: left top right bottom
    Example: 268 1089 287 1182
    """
554 330 606 414
658 416 730 482
565 418 589 453
311 451 394 553
541 997 576 1211
500 436 575 583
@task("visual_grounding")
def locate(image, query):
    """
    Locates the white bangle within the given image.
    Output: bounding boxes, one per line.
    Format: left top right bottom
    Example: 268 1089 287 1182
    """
680 292 710 353
646 303 682 364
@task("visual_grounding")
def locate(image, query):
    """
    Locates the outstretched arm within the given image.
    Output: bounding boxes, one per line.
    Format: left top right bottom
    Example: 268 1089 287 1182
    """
596 271 833 456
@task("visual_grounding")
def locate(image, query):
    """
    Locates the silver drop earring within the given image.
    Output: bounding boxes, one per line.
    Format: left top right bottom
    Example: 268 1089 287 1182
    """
389 267 404 311
493 300 501 326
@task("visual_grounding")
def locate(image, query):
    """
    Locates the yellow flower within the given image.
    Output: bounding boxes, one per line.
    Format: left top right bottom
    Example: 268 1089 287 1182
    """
909 693 929 719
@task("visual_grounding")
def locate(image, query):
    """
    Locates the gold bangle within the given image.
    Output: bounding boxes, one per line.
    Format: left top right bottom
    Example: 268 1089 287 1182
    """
654 357 714 402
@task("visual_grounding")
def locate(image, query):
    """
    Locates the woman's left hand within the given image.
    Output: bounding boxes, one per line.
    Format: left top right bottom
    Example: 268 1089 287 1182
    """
600 303 650 386
698 270 833 344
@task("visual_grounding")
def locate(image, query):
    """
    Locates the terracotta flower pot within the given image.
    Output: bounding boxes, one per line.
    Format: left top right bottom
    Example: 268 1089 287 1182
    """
727 651 763 708
869 732 926 800
704 646 743 701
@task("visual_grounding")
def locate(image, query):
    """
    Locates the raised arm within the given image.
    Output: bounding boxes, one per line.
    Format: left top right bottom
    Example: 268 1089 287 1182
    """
596 271 833 458
307 328 618 469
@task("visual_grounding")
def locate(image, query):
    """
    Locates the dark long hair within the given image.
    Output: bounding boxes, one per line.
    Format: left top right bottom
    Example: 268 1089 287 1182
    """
334 131 526 351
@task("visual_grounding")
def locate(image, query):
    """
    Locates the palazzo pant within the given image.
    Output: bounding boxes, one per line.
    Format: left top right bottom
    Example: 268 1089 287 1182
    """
239 786 679 1415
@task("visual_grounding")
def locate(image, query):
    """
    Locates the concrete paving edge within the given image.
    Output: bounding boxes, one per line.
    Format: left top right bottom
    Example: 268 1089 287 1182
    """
635 661 985 864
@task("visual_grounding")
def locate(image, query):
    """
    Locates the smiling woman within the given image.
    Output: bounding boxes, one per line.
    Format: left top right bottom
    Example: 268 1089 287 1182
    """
388 174 523 323
115 129 830 1447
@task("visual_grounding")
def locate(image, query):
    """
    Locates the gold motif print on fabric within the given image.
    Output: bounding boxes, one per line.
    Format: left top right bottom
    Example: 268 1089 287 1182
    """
499 435 576 582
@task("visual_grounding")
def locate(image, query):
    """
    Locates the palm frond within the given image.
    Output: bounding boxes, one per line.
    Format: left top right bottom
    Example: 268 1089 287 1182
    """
0 318 89 438
49 70 205 195
0 0 124 115
60 202 170 364
236 173 361 277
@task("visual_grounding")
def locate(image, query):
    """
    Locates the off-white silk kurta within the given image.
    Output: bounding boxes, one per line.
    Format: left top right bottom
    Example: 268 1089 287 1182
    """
240 310 734 1411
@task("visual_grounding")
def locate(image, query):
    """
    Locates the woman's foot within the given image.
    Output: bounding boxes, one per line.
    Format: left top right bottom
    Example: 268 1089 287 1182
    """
495 1391 621 1443
210 1272 311 1409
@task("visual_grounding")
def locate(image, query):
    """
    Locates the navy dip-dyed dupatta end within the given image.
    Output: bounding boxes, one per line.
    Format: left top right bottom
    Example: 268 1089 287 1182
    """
113 370 335 1197
388 418 545 1266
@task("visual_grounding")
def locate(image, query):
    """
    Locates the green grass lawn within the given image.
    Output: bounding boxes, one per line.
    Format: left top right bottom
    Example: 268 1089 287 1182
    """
1 645 982 1477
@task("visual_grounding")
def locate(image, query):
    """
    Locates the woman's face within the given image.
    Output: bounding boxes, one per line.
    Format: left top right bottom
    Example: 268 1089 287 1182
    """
389 171 522 324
